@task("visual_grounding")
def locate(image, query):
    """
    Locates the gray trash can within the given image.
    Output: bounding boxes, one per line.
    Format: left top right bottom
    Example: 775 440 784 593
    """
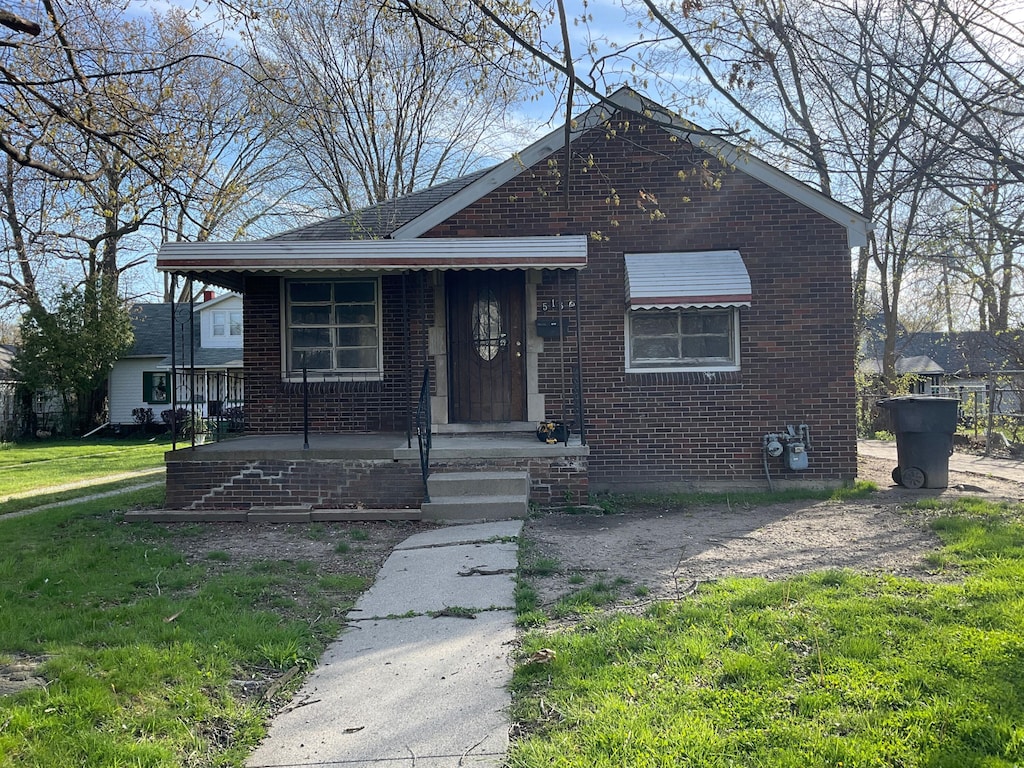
877 396 960 489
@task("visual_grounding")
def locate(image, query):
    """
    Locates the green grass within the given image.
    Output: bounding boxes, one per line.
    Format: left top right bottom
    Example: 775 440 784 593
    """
0 487 370 767
0 437 170 500
510 498 1024 767
1 476 166 516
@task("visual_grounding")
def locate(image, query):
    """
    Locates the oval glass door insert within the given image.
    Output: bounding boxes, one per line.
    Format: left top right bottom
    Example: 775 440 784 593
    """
473 289 504 360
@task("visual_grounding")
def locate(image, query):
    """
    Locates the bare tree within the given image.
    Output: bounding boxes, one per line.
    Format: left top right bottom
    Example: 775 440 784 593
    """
0 1 295 426
383 0 1021 385
252 0 530 219
934 176 1024 332
0 7 39 36
0 1 291 308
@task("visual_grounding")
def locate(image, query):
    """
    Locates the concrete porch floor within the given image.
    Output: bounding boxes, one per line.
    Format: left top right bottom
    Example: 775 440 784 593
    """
169 431 588 461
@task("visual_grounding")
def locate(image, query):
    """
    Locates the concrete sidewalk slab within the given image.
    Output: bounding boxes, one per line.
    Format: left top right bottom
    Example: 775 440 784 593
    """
246 613 514 767
395 520 523 550
352 542 518 617
246 520 523 768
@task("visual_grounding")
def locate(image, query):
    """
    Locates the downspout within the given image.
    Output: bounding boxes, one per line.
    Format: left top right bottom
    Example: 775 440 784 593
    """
574 269 586 446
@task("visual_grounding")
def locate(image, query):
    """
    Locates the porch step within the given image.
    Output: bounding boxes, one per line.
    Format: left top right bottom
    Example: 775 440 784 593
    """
426 471 530 498
421 471 530 521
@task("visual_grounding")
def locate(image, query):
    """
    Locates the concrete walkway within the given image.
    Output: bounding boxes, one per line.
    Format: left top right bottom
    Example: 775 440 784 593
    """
246 520 523 768
859 439 1024 484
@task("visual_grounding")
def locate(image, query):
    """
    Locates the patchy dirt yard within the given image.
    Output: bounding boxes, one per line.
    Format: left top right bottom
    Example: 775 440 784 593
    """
147 452 1024 618
166 518 434 582
521 453 1024 610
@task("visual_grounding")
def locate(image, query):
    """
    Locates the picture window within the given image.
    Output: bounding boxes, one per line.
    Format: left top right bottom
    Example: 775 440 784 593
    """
284 279 381 377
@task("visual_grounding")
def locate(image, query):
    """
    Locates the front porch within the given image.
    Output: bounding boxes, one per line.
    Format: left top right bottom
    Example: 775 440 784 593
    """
149 431 589 521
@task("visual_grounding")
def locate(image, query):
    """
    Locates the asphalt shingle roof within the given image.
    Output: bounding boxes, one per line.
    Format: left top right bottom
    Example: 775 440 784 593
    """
862 329 1021 376
267 167 495 242
128 304 241 368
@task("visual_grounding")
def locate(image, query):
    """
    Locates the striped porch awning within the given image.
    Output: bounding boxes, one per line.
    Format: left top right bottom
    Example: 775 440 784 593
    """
157 236 589 292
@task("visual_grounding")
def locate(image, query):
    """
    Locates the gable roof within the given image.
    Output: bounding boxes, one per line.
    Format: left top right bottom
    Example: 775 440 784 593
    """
127 303 241 368
388 87 871 248
858 354 945 376
908 331 1017 376
196 292 241 312
157 88 872 286
242 88 870 248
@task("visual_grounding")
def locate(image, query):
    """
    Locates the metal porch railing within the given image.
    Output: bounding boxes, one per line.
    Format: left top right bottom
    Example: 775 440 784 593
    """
416 367 432 502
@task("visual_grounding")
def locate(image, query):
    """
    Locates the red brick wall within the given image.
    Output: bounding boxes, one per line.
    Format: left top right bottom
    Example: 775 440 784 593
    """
164 453 587 509
243 272 433 434
425 113 857 489
236 109 856 492
164 455 424 509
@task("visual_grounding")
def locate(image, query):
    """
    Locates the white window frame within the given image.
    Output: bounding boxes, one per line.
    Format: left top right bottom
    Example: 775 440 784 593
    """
282 278 383 381
625 305 741 373
212 310 242 338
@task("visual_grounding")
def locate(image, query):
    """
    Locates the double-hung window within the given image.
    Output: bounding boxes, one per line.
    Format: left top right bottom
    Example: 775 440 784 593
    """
285 279 381 378
212 310 242 337
624 251 750 373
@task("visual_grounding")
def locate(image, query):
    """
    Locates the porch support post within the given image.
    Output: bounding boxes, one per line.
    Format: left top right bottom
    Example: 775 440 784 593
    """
188 275 197 449
403 270 411 449
302 360 309 450
557 268 567 424
170 274 178 451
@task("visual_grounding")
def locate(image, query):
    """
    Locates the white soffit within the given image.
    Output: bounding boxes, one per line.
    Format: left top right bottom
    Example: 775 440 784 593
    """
156 236 589 274
625 251 752 309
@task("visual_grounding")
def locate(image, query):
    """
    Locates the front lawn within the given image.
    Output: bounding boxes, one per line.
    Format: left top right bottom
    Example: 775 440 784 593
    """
0 437 170 500
0 490 389 767
511 497 1024 767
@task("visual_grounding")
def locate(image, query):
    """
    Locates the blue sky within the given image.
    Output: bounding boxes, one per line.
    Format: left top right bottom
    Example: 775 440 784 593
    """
1 0 707 304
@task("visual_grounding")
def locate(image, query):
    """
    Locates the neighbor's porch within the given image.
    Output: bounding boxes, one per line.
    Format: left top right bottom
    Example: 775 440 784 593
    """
151 430 589 521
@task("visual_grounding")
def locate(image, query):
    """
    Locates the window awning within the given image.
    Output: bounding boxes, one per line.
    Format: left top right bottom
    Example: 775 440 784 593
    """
624 250 752 309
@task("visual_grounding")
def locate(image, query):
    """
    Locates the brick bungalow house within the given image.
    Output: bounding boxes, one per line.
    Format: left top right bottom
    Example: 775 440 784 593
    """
154 88 870 517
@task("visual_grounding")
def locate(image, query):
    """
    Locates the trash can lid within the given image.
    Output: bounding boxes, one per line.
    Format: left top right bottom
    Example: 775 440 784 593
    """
877 395 960 408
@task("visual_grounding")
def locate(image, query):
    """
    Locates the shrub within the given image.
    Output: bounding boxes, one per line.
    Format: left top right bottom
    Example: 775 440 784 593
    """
221 405 245 432
132 407 155 426
160 408 188 436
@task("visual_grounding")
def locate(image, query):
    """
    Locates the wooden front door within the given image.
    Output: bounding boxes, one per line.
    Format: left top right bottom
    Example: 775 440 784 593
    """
447 270 526 423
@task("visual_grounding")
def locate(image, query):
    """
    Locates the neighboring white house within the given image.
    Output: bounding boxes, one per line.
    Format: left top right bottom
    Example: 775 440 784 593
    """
108 294 244 427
